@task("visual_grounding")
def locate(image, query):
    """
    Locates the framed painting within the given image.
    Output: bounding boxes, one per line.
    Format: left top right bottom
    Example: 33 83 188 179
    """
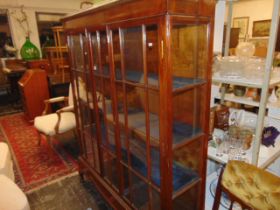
252 19 271 37
232 17 249 39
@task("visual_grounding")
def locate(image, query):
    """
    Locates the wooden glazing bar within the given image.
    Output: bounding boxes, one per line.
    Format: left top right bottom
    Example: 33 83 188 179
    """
89 31 105 175
92 72 110 79
172 133 205 150
79 159 132 210
199 18 214 210
85 30 100 170
119 27 133 201
74 34 87 159
120 161 161 193
67 35 84 155
97 30 110 152
171 179 200 200
107 26 124 194
100 144 117 158
172 81 206 95
159 15 173 209
142 24 152 210
83 31 96 168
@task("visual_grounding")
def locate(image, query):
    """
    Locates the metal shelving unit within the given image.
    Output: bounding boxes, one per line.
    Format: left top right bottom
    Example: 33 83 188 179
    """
215 0 280 166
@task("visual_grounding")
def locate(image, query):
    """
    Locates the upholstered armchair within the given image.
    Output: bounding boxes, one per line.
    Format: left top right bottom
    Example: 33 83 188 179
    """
213 160 280 210
34 85 76 146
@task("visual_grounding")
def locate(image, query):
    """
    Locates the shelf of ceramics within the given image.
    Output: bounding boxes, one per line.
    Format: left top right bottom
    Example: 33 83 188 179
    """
207 136 280 169
213 93 280 109
212 72 280 88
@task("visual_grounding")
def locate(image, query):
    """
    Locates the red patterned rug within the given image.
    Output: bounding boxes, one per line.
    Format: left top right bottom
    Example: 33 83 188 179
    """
0 113 78 193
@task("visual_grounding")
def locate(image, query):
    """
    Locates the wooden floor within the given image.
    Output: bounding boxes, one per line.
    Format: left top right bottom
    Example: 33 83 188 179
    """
27 175 112 210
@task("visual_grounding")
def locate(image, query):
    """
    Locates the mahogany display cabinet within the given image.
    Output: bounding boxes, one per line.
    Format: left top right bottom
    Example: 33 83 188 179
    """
62 0 215 209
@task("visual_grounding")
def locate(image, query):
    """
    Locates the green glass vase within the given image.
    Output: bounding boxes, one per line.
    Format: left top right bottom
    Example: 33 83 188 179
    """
20 37 40 60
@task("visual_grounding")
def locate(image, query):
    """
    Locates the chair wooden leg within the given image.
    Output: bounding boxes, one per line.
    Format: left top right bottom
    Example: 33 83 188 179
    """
73 129 78 139
229 201 234 210
46 136 53 148
212 168 225 210
37 132 42 146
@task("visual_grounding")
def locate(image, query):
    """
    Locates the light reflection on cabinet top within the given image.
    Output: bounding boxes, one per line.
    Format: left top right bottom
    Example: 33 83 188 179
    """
212 72 280 88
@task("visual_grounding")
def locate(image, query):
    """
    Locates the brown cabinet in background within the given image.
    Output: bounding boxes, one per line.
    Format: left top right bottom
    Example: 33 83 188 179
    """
18 69 49 121
27 59 52 74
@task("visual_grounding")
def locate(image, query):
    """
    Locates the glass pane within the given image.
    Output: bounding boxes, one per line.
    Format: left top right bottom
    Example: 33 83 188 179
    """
72 35 83 70
126 85 147 176
148 90 160 186
151 188 161 210
146 25 159 87
84 130 94 167
172 86 205 145
82 35 90 72
100 31 110 75
123 26 144 83
173 182 200 210
130 172 149 209
115 83 127 162
172 138 202 192
113 29 122 80
94 76 107 147
91 32 100 73
171 24 208 89
76 75 91 126
102 149 119 190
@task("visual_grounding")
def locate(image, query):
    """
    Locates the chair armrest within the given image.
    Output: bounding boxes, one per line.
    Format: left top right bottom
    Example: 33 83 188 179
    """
54 105 75 134
42 96 69 115
56 105 74 113
44 96 68 104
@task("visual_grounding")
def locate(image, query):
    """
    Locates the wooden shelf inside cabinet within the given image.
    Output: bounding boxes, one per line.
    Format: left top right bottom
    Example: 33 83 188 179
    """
212 72 280 88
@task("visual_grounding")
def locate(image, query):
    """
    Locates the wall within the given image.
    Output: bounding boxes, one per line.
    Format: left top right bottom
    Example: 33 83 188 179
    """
225 0 274 39
0 0 80 58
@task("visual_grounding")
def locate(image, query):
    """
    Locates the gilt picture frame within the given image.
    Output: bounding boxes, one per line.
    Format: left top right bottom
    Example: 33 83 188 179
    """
232 17 249 39
252 19 271 37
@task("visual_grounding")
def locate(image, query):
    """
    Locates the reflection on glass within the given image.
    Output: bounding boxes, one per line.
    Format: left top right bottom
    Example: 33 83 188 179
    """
125 85 147 176
146 25 159 87
172 86 205 144
172 138 202 193
123 26 144 83
171 24 208 89
172 182 200 210
82 35 90 72
72 35 83 70
112 30 122 80
100 31 110 75
102 149 119 190
129 172 149 208
91 32 99 73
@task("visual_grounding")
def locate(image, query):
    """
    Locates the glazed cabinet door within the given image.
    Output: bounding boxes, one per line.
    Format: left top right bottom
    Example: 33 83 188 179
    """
169 19 210 210
88 21 162 209
68 33 101 173
113 23 161 209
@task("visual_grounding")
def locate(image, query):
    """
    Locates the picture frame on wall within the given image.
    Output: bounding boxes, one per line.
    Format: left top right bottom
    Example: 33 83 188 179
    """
232 16 249 39
252 19 271 37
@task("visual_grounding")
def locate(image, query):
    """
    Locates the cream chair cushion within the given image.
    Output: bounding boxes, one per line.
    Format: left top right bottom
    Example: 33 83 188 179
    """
0 142 14 181
0 174 30 210
34 111 76 136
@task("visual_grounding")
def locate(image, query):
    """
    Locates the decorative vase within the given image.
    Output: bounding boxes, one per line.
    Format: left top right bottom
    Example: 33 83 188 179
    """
20 37 40 60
